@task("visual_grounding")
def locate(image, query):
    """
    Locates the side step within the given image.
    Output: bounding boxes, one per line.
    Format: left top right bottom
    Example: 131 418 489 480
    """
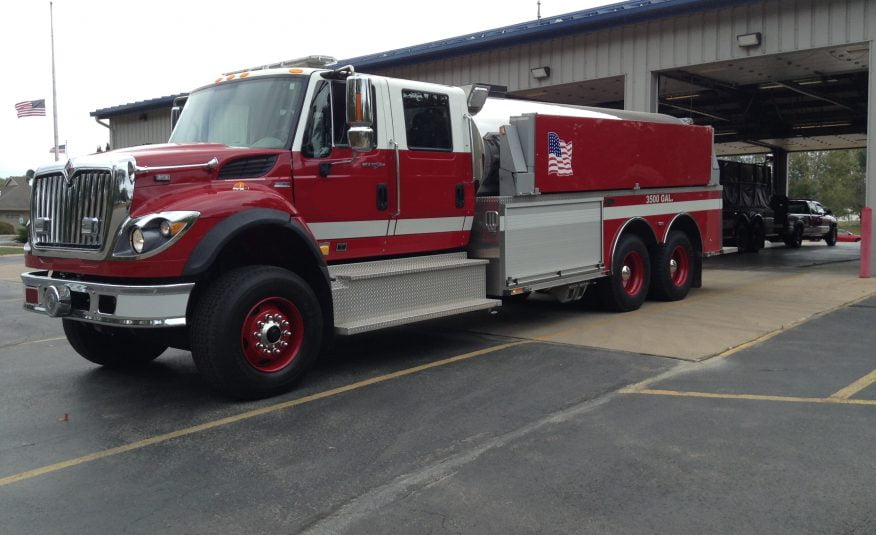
330 252 500 335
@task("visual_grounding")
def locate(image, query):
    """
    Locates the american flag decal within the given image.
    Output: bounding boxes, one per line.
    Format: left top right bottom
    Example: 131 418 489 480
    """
547 131 573 176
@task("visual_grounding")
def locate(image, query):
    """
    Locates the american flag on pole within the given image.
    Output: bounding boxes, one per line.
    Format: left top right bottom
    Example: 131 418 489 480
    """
15 100 47 118
547 131 573 176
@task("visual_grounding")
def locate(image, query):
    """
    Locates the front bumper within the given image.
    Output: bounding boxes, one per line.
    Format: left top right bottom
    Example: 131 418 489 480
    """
21 271 194 328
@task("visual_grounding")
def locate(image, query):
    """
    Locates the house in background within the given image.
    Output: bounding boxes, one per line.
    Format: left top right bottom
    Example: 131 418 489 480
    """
0 178 30 232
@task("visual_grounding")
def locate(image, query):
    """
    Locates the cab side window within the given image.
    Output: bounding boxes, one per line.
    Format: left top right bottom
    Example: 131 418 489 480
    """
402 89 452 151
301 81 332 158
302 80 376 158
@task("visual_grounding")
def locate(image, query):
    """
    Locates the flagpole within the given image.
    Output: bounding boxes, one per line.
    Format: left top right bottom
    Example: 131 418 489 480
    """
50 1 59 162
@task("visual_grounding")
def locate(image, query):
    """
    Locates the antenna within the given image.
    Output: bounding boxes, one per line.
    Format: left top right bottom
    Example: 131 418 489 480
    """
537 0 541 20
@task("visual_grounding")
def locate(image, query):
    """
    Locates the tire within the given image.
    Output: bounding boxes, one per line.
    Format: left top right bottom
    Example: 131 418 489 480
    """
751 222 765 252
784 226 803 248
650 231 693 302
734 221 754 253
63 320 167 367
824 225 837 247
190 266 323 400
597 234 650 312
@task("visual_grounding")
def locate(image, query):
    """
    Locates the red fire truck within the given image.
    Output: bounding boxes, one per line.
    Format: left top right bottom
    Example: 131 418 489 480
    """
21 58 722 398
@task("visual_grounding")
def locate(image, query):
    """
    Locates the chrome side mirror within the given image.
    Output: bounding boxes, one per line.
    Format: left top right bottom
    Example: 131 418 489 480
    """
466 84 490 115
348 127 375 152
346 76 375 152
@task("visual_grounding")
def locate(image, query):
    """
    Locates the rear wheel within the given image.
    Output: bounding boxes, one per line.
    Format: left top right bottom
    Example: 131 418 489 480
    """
63 320 167 367
598 234 650 312
650 231 693 302
784 226 803 248
190 266 323 399
735 221 754 253
750 222 765 252
824 225 837 246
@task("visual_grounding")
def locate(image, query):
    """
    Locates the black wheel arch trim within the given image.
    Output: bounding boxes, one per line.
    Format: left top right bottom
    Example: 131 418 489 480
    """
183 208 327 278
183 209 333 345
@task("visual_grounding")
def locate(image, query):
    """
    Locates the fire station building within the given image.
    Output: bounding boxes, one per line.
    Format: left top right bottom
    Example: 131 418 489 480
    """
92 0 876 265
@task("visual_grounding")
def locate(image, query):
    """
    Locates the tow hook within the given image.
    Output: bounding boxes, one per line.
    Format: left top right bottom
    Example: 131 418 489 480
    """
44 285 72 317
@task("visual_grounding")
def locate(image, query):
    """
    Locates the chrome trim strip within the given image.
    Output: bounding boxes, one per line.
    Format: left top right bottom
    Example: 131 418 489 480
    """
21 271 193 328
135 157 219 174
608 216 657 268
664 212 703 244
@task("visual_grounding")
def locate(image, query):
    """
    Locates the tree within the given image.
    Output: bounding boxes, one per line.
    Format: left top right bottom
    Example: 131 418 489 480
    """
788 149 865 220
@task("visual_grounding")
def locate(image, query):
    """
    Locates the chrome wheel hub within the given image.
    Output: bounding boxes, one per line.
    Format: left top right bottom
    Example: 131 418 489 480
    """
252 314 292 354
621 265 632 284
669 258 678 277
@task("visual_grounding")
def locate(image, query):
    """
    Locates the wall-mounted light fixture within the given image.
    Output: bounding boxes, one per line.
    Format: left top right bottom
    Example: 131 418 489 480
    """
736 32 762 48
531 66 551 80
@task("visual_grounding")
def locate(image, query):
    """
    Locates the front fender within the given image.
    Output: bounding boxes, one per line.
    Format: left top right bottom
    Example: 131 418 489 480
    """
183 209 324 277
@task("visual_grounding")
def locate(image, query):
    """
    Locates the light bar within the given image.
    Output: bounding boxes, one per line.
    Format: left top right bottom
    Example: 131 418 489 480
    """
224 55 337 76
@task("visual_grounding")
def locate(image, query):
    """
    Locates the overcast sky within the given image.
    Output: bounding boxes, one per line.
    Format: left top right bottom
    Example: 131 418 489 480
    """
0 0 616 177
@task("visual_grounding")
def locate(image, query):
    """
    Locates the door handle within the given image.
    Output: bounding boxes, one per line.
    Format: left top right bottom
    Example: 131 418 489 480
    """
455 183 465 209
377 183 388 211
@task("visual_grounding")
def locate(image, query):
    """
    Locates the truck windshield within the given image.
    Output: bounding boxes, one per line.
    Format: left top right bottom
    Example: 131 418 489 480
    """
170 76 307 149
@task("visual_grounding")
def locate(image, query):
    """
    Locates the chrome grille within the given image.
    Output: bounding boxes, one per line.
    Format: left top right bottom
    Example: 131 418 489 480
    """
32 170 113 249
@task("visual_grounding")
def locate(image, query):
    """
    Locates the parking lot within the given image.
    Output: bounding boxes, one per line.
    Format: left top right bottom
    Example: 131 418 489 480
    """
2 242 876 534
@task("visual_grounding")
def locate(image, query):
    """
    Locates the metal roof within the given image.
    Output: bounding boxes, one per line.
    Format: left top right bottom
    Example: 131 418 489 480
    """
92 0 754 117
91 93 187 119
340 0 754 71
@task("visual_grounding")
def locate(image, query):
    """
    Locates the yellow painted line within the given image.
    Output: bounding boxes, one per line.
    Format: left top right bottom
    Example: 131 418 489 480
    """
0 336 67 351
623 388 876 406
533 271 809 343
831 369 876 400
710 327 787 360
711 290 876 360
0 340 530 487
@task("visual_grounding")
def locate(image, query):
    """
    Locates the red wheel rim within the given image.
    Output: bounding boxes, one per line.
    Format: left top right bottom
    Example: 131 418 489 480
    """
669 245 690 288
620 250 645 296
240 297 304 373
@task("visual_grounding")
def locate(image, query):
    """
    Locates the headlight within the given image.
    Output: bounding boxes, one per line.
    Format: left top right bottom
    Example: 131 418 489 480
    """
131 227 145 253
113 211 199 259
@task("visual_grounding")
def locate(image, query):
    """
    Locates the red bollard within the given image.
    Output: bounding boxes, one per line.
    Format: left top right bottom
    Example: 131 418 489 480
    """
861 207 872 278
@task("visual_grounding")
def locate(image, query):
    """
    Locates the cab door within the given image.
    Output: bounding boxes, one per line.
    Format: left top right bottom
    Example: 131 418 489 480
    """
384 81 474 256
292 78 395 261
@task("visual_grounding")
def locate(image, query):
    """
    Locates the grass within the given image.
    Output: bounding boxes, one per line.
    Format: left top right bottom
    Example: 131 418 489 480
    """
838 222 861 234
0 246 24 256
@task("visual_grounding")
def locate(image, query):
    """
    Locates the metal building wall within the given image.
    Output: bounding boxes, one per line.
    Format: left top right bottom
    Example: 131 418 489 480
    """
109 109 172 149
373 0 875 112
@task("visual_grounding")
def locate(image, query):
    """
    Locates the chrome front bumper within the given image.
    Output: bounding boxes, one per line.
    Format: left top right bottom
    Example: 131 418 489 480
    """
21 271 194 328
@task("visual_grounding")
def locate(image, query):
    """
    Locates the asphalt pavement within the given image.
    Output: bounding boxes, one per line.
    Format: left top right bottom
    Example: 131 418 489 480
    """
1 248 876 534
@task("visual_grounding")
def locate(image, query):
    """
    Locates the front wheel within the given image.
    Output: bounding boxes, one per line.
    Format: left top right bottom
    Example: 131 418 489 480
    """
650 231 693 302
63 320 167 367
190 266 323 399
597 234 650 312
824 225 837 246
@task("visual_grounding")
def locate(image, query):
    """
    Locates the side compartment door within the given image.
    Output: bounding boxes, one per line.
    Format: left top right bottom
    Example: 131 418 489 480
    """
385 83 474 255
292 78 394 261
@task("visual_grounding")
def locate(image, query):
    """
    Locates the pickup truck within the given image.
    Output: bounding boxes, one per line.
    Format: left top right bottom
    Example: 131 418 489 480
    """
779 199 838 248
